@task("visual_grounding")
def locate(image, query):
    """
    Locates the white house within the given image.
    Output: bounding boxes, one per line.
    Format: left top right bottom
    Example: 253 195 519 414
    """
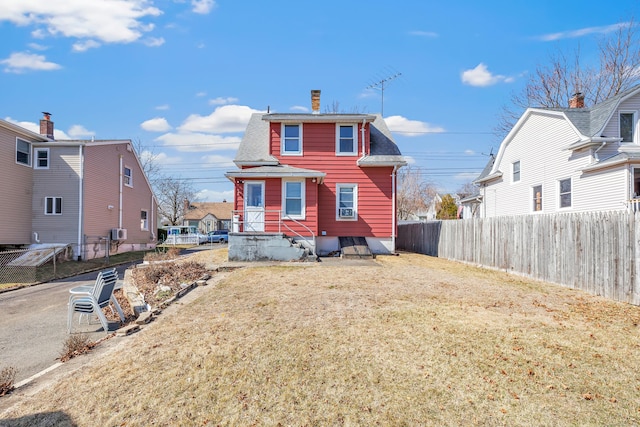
475 87 640 217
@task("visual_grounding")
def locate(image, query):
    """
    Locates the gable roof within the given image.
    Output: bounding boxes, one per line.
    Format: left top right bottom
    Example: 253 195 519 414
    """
479 85 640 184
0 118 49 142
184 201 233 221
232 113 405 167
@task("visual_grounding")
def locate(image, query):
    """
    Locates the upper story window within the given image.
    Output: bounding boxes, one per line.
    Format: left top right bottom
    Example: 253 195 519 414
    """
512 161 521 182
337 183 357 220
16 138 31 166
282 124 302 155
124 166 133 187
34 148 49 169
282 180 305 219
337 124 357 155
45 196 62 215
532 185 543 212
620 112 636 143
141 210 149 231
559 178 571 208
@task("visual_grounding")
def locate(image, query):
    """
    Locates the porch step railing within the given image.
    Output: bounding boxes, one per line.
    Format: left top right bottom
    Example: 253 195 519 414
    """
629 198 640 212
231 210 316 256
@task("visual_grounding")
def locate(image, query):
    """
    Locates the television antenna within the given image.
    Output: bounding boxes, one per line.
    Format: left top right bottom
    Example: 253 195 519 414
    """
366 72 402 116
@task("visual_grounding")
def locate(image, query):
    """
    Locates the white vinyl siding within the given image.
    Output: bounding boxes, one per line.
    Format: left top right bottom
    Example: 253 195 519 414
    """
481 111 595 217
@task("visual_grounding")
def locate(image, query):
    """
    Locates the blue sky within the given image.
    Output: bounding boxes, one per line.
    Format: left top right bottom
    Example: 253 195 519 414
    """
1 0 638 201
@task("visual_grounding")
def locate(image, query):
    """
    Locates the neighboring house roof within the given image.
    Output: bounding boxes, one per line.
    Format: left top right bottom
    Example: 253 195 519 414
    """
580 150 640 172
231 113 406 168
474 155 501 184
184 202 233 221
0 118 49 142
480 85 640 184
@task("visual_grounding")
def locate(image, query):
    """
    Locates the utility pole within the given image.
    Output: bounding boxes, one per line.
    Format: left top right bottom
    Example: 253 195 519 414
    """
367 72 401 116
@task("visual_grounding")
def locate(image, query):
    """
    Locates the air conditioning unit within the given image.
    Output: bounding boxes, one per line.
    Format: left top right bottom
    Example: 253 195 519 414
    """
339 208 354 218
111 228 127 240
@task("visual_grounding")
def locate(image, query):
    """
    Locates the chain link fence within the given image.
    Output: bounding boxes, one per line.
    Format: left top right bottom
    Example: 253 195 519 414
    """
0 246 75 285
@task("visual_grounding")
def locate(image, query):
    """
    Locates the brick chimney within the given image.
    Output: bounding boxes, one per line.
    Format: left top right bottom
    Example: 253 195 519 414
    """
311 90 321 114
39 112 54 139
569 92 585 109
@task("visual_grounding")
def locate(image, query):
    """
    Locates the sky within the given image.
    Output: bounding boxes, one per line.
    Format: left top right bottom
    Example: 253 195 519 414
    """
1 0 639 202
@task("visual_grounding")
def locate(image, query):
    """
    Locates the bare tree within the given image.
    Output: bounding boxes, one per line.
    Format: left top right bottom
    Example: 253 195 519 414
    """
397 166 437 221
156 177 197 226
132 138 162 185
323 101 368 114
497 20 640 138
456 181 480 199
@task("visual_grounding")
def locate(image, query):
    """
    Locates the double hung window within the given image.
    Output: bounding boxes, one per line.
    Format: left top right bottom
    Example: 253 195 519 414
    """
283 180 305 219
282 124 302 155
337 124 357 155
45 197 62 215
16 138 31 166
337 184 357 220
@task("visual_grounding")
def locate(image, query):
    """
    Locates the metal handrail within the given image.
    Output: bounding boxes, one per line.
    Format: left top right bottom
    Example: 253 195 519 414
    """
231 209 316 256
280 214 316 256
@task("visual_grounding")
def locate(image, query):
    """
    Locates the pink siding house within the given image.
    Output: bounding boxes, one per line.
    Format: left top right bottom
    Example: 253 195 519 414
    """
226 90 406 260
1 113 157 260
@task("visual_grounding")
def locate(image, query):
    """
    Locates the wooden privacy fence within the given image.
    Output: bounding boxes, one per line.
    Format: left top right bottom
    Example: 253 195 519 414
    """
397 211 640 305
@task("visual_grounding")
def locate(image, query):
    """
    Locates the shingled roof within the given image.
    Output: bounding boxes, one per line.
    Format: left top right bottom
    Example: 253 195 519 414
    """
183 201 233 221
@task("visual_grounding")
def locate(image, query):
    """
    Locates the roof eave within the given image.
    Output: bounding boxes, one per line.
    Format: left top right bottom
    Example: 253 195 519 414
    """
262 114 377 123
474 171 503 184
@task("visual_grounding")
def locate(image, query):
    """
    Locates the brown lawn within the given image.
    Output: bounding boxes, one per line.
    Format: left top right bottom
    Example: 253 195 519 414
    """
1 250 639 426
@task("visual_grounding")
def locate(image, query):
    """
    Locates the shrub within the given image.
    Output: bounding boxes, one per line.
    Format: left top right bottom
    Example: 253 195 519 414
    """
0 366 17 396
59 334 96 362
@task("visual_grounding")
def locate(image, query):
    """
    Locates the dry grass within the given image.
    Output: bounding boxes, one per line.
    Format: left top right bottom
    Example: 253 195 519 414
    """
0 368 16 397
58 334 96 363
2 252 640 426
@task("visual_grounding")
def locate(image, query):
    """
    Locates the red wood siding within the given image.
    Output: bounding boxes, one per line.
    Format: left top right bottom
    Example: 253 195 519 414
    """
270 122 393 237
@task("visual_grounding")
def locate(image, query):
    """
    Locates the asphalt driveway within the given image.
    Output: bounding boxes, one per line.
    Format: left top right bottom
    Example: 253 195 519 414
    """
0 264 133 384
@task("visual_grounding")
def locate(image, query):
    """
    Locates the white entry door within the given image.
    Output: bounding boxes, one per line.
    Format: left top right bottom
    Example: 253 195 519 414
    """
245 181 265 232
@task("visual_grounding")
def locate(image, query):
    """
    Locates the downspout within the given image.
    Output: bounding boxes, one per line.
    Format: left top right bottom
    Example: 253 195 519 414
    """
392 165 398 253
361 118 366 156
593 141 607 162
77 145 84 260
119 155 123 228
151 194 156 241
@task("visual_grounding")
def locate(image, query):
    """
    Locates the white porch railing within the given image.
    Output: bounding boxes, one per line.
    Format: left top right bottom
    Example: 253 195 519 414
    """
629 198 640 212
232 210 316 256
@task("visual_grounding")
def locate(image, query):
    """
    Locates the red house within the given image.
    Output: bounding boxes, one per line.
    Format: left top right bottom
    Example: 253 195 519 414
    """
225 90 406 261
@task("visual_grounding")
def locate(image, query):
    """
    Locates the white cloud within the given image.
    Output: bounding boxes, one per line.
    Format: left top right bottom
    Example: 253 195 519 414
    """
0 1 162 45
155 132 241 152
290 105 308 112
464 149 475 155
201 154 236 168
141 117 172 132
536 22 630 41
72 40 101 52
403 155 416 165
179 105 264 134
155 104 170 110
0 52 62 73
408 30 438 38
143 37 165 47
195 91 207 97
385 115 445 136
454 172 480 182
209 97 239 105
4 117 71 139
192 0 216 14
461 63 514 87
196 188 234 203
27 42 48 51
68 124 95 138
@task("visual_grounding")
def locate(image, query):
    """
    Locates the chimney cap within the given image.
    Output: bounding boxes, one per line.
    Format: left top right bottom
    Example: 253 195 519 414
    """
42 111 51 117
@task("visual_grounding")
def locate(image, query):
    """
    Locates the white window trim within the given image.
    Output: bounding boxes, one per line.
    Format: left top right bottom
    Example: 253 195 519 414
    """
531 184 543 213
619 110 638 144
282 179 306 220
512 160 521 183
141 210 149 231
281 123 303 156
16 138 31 167
45 196 62 215
336 183 358 221
34 147 50 170
558 177 572 210
336 124 358 156
124 166 133 187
